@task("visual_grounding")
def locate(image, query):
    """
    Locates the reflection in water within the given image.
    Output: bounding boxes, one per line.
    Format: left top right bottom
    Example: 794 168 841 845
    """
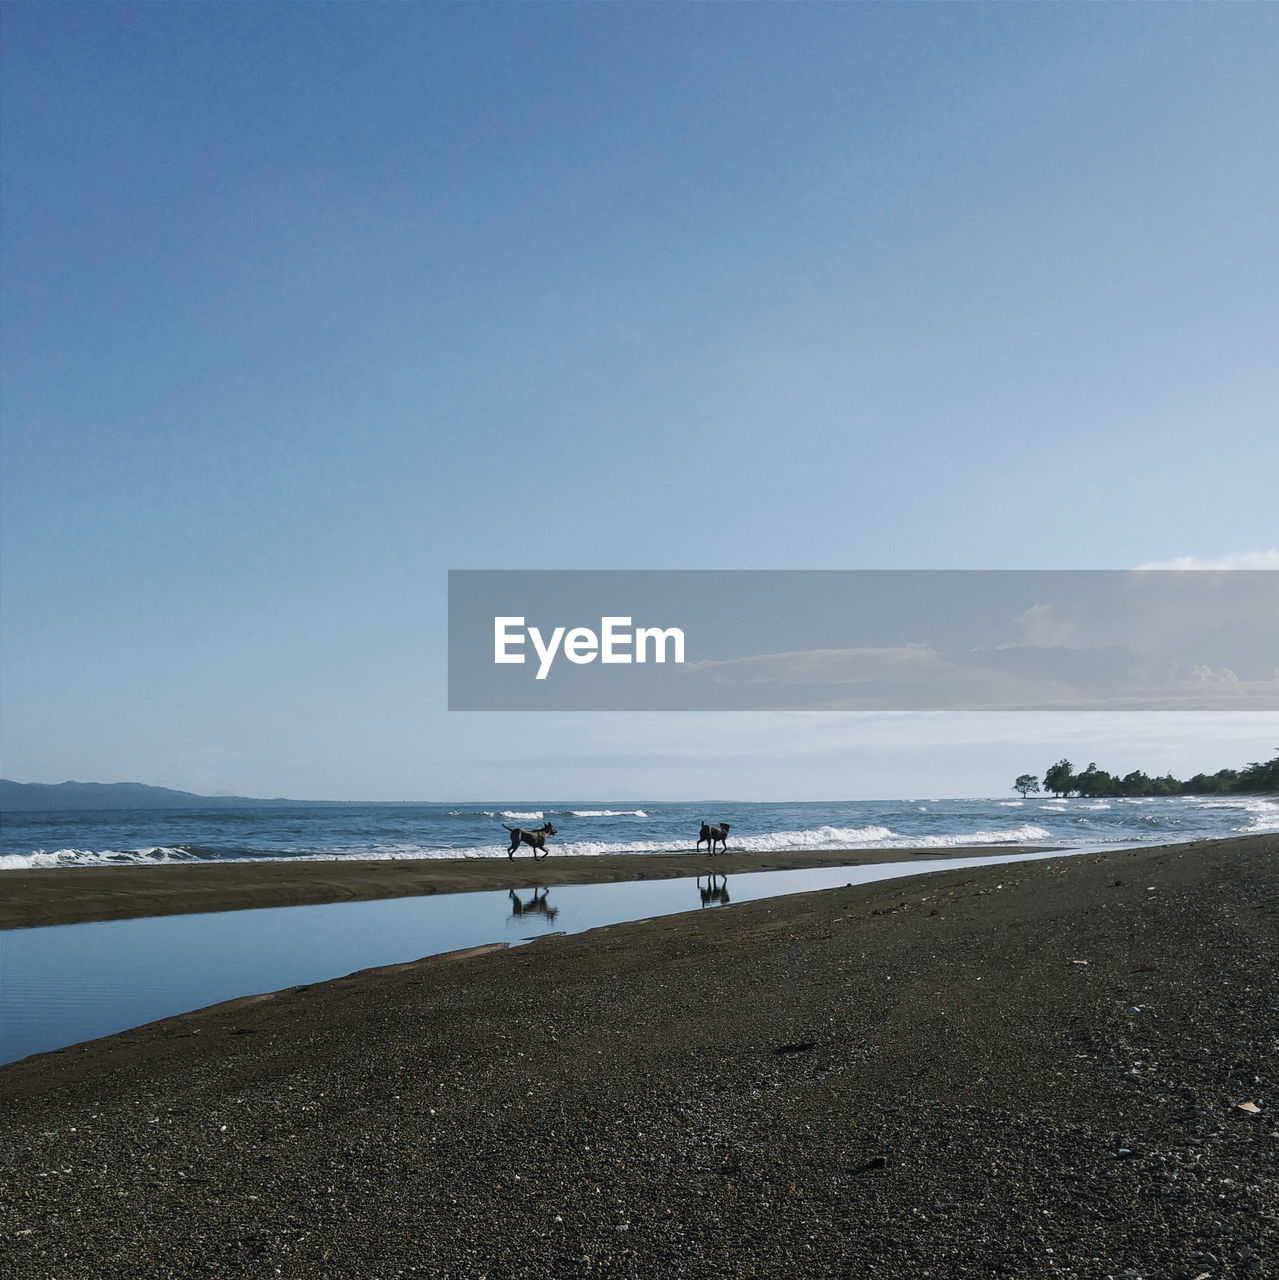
697 873 730 908
508 887 559 923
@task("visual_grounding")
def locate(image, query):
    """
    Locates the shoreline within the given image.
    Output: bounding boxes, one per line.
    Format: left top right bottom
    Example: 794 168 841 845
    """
2 833 1274 1278
0 843 1060 930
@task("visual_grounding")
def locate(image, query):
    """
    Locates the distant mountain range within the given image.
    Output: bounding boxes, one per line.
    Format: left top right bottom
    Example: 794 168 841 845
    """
0 780 316 812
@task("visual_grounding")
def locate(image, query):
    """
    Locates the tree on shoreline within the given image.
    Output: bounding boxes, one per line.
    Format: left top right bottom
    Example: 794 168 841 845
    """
1013 774 1040 798
1075 762 1111 797
1024 752 1278 798
1044 759 1075 797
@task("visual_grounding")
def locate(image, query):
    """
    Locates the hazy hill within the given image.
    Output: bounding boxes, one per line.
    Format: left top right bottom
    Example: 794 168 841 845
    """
0 780 310 812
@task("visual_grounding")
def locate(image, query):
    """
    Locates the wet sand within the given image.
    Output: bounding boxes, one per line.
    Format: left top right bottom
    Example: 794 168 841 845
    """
0 845 1054 929
1 834 1274 1278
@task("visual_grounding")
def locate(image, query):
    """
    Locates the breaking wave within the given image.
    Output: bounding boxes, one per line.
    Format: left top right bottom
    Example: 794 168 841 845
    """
0 822 1060 870
0 846 208 871
1185 796 1279 833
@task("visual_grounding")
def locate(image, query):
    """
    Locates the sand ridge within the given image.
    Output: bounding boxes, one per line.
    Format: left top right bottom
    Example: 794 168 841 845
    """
0 844 1056 930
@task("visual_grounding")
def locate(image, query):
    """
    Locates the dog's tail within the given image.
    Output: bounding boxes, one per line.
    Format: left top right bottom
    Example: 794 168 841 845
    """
502 823 517 832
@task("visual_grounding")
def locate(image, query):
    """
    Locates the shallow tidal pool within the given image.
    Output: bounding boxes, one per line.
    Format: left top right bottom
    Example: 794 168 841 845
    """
1 846 1101 1065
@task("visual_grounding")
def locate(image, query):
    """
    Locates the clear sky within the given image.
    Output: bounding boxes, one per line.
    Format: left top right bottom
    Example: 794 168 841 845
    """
2 2 1275 801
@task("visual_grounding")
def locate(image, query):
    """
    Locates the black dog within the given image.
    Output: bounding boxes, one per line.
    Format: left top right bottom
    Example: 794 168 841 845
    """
503 821 557 859
697 821 731 855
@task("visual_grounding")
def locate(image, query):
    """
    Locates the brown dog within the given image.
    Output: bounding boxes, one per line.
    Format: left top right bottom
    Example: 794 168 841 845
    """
503 822 558 859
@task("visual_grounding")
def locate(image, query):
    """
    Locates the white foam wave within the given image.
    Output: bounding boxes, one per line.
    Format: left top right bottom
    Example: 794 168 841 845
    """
1180 796 1279 832
0 846 199 871
499 811 544 821
1228 800 1277 831
1188 796 1273 810
739 824 896 851
998 801 1023 807
889 823 1054 849
569 809 648 818
724 824 1054 852
443 822 1057 860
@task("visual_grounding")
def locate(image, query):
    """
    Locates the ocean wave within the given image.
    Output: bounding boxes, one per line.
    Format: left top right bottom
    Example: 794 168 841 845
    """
892 823 1054 849
0 843 483 870
0 845 205 871
723 822 1053 852
1189 796 1279 833
0 819 1065 870
737 824 897 851
445 809 564 820
568 809 648 818
1188 796 1277 810
440 822 1056 860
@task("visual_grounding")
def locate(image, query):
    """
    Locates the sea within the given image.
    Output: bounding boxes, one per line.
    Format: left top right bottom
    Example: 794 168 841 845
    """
2 793 1275 871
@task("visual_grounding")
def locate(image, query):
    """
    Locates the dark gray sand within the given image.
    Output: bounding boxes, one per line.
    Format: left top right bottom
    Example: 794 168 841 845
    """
2 834 1275 1278
0 846 1054 930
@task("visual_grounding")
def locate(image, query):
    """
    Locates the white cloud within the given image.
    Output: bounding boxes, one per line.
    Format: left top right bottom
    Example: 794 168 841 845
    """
1134 550 1279 570
686 644 940 685
681 635 1279 711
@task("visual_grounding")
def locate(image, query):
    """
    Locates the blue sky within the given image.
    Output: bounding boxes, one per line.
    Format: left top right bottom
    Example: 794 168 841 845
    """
2 2 1275 800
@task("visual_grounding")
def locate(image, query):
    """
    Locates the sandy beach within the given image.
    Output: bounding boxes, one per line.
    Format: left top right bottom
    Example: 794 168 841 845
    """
2 833 1275 1278
0 845 1053 930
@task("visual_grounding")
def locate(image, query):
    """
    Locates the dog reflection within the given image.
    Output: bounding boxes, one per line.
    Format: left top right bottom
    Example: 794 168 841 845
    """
508 887 559 923
697 873 730 908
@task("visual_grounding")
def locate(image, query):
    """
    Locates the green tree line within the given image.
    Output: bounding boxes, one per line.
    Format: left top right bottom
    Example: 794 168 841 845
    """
1014 751 1279 799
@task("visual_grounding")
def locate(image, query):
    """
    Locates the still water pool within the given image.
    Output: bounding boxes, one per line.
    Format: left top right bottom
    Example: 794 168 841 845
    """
1 847 1112 1065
